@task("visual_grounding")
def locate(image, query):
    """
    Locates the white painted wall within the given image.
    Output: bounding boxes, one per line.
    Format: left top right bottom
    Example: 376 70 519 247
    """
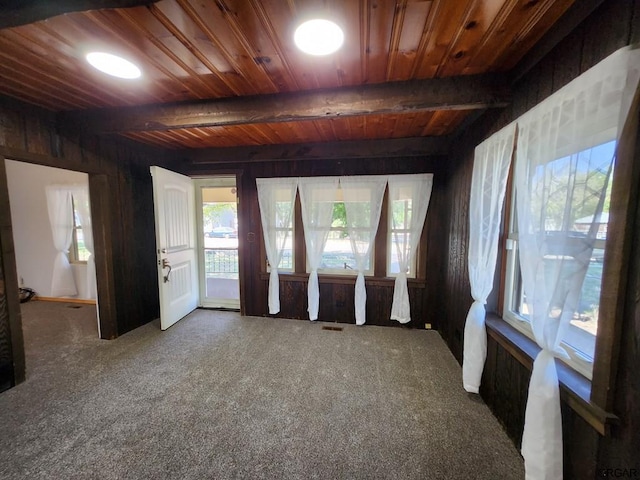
5 160 96 300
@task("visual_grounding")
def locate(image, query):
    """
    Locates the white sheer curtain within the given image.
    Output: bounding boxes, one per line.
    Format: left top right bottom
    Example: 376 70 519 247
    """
463 123 516 394
256 177 298 314
72 187 96 300
516 46 640 480
340 175 387 325
388 173 433 323
46 186 78 297
298 177 340 320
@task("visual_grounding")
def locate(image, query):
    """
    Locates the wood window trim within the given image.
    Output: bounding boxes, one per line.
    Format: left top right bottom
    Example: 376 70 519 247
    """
294 190 306 273
590 84 640 409
258 271 426 288
496 129 517 318
485 314 617 436
373 184 388 277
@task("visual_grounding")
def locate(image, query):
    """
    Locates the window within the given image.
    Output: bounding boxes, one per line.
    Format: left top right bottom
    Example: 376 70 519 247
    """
262 175 432 279
388 190 417 277
386 174 433 283
496 45 640 384
503 140 615 379
260 174 431 323
256 178 297 275
69 196 90 263
267 197 294 272
318 199 369 274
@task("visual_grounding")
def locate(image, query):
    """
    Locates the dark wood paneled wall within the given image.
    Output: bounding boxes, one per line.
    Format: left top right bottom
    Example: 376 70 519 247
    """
442 1 640 478
439 109 508 361
187 155 449 329
0 95 170 388
0 257 11 390
0 159 22 391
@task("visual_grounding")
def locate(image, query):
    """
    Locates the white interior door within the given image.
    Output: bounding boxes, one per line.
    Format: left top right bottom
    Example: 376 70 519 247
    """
151 166 199 330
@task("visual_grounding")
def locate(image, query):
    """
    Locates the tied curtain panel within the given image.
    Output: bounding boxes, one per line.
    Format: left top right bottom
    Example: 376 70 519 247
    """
73 187 96 299
259 174 432 325
256 177 298 314
298 177 340 321
462 123 516 394
514 47 640 480
46 186 78 297
340 176 387 326
388 174 433 323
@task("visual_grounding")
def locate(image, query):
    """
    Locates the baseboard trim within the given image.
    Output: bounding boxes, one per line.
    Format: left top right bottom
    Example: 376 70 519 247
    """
35 296 96 305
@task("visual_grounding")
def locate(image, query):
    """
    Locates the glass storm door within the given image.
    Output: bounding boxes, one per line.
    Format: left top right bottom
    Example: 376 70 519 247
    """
196 178 240 309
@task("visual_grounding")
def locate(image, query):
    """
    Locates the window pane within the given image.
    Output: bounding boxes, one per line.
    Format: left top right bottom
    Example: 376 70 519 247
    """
388 232 412 274
392 197 412 229
71 200 89 263
275 199 294 270
321 202 354 270
510 140 615 362
74 228 90 262
321 234 357 270
388 197 416 276
319 202 367 272
276 234 294 270
512 249 603 360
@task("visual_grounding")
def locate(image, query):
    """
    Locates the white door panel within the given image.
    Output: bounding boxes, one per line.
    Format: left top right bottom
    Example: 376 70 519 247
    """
151 166 198 330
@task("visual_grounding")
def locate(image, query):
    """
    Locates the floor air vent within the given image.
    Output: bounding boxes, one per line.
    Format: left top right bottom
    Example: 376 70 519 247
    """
322 326 343 332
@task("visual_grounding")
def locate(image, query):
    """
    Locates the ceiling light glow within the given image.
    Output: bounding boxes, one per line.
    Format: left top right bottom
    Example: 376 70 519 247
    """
294 19 344 56
86 52 141 79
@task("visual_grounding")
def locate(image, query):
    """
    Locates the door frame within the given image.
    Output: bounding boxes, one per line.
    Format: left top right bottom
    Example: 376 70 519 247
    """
195 176 242 310
0 155 119 388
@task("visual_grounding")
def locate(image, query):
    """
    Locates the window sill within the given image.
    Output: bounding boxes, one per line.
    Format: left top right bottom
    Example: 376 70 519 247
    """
485 314 617 436
258 271 426 288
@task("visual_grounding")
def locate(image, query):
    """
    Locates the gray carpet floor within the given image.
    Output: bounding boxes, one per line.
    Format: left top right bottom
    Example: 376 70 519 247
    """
0 301 524 479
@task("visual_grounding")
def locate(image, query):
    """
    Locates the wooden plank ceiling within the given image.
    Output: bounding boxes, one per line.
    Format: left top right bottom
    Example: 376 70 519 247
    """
0 0 576 150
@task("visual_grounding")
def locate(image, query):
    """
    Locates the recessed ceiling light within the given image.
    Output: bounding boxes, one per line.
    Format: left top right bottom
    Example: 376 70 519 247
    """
294 19 344 56
86 52 142 79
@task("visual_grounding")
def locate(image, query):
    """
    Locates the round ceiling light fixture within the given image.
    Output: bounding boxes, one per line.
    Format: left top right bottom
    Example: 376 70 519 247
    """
294 19 344 56
86 52 142 79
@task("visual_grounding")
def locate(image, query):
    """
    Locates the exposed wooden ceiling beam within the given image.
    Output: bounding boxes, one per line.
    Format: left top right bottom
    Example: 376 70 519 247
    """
58 74 511 134
183 136 451 165
0 0 161 29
